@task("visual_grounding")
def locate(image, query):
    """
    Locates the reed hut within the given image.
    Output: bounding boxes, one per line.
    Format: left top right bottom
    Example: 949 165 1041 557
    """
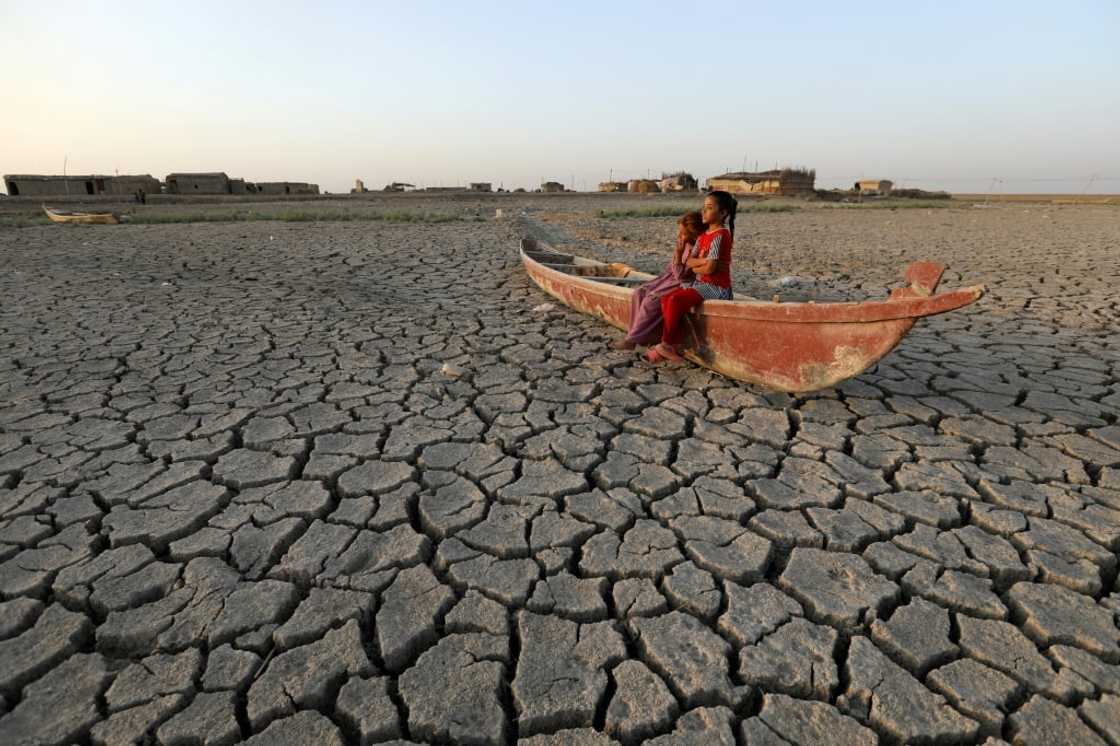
229 179 259 194
257 182 319 195
102 175 163 196
659 172 698 192
165 173 232 194
3 174 161 197
707 168 816 196
627 179 661 194
855 179 893 196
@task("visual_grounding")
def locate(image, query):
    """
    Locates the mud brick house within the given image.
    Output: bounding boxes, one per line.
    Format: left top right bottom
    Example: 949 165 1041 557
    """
627 179 661 193
855 179 893 196
256 182 320 195
659 172 698 192
165 172 233 194
707 168 816 196
3 174 161 196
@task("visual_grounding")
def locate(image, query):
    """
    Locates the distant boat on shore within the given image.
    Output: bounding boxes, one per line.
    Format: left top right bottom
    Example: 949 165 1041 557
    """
43 205 120 225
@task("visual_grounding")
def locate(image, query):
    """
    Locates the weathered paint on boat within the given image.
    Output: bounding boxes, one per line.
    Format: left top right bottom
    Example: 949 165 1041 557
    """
520 238 985 392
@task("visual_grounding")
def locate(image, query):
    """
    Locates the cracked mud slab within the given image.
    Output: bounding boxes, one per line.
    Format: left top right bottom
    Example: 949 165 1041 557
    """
0 195 1118 745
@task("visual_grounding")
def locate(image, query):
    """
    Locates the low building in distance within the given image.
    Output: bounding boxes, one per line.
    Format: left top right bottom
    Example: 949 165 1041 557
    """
540 181 565 193
229 178 259 194
165 172 233 194
707 168 816 196
855 179 893 196
165 173 318 195
383 182 416 192
598 181 628 193
627 179 661 193
659 172 698 192
256 182 320 195
469 182 492 192
3 173 161 197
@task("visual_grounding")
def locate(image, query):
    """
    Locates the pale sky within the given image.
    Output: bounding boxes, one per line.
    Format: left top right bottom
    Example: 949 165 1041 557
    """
2 1 1118 194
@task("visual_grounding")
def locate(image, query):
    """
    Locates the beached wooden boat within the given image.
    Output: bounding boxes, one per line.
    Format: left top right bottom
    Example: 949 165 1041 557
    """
43 206 120 225
520 238 985 392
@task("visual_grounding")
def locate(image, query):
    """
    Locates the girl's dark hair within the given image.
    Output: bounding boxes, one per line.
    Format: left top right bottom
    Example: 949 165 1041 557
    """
706 189 738 239
678 211 704 243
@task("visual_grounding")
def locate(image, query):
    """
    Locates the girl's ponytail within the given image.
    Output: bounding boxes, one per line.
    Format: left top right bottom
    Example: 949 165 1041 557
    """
728 197 738 240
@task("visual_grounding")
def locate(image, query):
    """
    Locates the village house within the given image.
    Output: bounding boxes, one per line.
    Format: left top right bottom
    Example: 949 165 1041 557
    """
659 172 698 192
165 172 233 194
597 181 628 193
627 179 660 194
855 179 893 196
469 182 492 192
256 182 320 195
3 173 161 197
229 178 258 194
707 168 816 196
540 181 565 193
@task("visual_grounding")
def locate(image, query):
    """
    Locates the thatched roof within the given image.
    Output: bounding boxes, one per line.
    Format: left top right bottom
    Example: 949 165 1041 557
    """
712 168 815 182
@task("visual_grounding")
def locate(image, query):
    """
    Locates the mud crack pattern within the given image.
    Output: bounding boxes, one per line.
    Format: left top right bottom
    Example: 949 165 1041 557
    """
0 200 1118 745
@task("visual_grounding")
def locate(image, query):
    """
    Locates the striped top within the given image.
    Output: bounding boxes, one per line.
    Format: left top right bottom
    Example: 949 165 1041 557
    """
684 227 733 300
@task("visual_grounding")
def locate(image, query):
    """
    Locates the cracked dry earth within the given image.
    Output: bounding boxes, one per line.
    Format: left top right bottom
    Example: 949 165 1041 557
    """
1 201 1119 746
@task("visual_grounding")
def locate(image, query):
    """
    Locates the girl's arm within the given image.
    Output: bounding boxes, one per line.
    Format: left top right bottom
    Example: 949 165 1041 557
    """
685 256 718 273
686 232 723 274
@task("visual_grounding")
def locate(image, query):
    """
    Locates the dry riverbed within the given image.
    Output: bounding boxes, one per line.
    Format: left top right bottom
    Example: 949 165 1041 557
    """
0 194 1118 745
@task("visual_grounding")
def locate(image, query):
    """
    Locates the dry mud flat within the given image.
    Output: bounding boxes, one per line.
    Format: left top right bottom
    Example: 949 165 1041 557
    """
0 199 1118 746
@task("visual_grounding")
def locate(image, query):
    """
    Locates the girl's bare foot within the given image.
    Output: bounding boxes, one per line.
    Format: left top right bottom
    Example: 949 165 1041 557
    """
611 339 636 351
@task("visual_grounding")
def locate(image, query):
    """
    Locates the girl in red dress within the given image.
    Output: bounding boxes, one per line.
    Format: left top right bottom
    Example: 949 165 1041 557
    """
646 190 738 363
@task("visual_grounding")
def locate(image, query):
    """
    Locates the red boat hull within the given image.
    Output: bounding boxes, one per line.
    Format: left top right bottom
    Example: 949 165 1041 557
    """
521 240 984 392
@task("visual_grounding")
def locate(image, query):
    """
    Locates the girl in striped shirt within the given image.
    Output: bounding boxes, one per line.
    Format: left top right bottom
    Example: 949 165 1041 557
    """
647 190 738 363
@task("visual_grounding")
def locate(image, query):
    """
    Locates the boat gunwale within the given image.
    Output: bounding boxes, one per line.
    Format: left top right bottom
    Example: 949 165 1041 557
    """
520 241 984 325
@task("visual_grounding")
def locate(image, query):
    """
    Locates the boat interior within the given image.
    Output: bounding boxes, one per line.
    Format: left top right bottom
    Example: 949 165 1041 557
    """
48 209 113 217
521 239 650 285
